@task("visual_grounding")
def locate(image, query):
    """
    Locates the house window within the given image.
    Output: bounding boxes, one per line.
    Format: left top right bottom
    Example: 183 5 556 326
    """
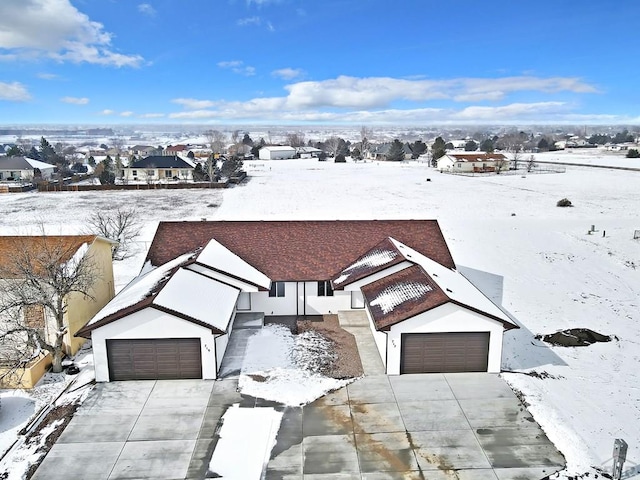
457 163 461 168
269 281 285 297
165 170 172 177
132 170 137 176
146 170 154 177
317 280 333 297
181 170 188 177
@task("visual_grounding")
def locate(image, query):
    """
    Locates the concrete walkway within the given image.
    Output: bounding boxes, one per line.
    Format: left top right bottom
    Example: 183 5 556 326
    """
338 310 385 375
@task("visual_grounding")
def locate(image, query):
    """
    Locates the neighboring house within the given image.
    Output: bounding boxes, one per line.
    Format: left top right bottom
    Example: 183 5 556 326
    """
370 143 413 161
437 153 510 173
258 146 297 160
123 155 195 182
0 156 56 181
79 220 517 382
0 235 116 388
129 145 157 157
164 145 189 156
296 146 323 158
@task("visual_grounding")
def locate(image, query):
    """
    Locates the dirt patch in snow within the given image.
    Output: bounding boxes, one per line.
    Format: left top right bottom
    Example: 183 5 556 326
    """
23 402 79 480
297 315 364 379
536 328 614 347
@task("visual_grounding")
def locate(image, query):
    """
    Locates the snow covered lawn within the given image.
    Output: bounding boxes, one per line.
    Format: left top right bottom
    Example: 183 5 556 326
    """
238 324 354 406
0 151 638 478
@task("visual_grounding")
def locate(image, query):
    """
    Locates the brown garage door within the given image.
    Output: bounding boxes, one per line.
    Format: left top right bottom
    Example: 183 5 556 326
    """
107 338 202 381
400 332 490 374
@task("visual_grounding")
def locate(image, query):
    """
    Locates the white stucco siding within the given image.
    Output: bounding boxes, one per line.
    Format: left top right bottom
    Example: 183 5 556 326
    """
91 307 218 382
248 282 297 315
384 302 505 375
215 332 230 371
303 282 352 314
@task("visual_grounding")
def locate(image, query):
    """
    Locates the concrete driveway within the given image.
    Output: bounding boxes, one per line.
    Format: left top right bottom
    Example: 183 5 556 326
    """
31 379 221 480
267 373 566 479
32 374 564 479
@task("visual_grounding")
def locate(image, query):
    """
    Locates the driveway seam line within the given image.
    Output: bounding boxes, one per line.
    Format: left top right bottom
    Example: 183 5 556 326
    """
105 380 156 480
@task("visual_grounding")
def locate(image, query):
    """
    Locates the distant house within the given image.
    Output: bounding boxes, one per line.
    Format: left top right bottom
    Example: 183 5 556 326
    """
370 143 413 161
0 156 56 182
79 220 517 382
129 145 157 157
123 155 196 182
164 144 189 156
296 146 323 158
258 146 297 160
0 235 116 388
437 153 509 173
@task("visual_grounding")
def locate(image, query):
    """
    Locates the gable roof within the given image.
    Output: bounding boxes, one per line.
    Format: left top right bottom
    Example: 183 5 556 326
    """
131 155 195 169
0 156 56 170
446 153 507 162
361 238 517 331
0 235 105 278
146 220 456 281
332 237 405 288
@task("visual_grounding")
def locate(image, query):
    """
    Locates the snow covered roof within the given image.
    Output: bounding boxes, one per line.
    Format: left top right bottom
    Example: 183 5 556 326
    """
195 239 271 290
79 246 244 336
79 251 198 333
361 238 517 331
445 153 507 162
332 237 404 288
260 146 296 152
154 268 239 332
0 156 56 170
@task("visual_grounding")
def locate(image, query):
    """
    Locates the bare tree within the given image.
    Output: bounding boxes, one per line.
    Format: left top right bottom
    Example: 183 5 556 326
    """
324 136 340 156
205 130 227 155
511 146 522 171
494 156 509 174
85 207 140 260
360 126 372 155
527 155 537 172
286 132 306 148
0 235 101 374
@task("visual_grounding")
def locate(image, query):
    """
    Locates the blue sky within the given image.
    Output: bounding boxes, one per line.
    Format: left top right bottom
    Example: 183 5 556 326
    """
1 0 639 125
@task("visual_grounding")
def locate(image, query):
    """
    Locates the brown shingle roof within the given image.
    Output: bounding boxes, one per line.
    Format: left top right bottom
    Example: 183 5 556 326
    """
361 264 450 330
332 237 405 288
145 220 455 281
0 235 98 277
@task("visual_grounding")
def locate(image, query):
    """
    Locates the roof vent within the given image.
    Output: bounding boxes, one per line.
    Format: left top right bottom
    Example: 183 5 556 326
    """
446 288 453 293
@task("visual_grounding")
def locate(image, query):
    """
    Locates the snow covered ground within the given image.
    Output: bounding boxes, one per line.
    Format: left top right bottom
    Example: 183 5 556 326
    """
0 150 638 477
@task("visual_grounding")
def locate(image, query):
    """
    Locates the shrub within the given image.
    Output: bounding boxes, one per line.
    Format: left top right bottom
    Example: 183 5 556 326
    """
334 153 346 163
557 198 573 207
626 148 640 158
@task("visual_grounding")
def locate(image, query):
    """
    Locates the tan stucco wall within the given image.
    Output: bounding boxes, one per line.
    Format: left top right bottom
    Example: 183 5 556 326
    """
0 353 52 389
64 238 115 355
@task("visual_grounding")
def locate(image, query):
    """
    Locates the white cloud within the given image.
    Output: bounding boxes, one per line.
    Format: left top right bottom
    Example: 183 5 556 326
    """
237 16 261 26
217 60 256 76
0 0 143 67
172 98 217 109
272 68 303 80
120 111 134 117
282 75 598 109
0 81 31 101
138 3 156 17
139 112 165 118
61 96 89 105
99 109 115 115
37 72 59 80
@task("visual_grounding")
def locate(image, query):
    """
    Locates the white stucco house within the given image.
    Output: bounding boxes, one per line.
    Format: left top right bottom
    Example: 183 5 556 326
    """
78 220 517 381
437 153 510 173
258 146 297 160
0 156 56 182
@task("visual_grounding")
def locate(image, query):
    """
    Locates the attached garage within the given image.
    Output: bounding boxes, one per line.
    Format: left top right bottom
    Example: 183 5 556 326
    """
400 332 489 374
106 338 202 381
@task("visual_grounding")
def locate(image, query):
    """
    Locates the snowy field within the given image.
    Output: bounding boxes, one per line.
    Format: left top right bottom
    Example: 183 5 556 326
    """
1 151 639 477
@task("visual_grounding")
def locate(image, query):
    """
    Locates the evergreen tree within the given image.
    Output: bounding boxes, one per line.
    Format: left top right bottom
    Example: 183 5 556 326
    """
6 145 23 157
464 140 478 151
431 137 447 164
480 138 494 153
411 140 427 158
39 137 57 163
386 139 406 162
